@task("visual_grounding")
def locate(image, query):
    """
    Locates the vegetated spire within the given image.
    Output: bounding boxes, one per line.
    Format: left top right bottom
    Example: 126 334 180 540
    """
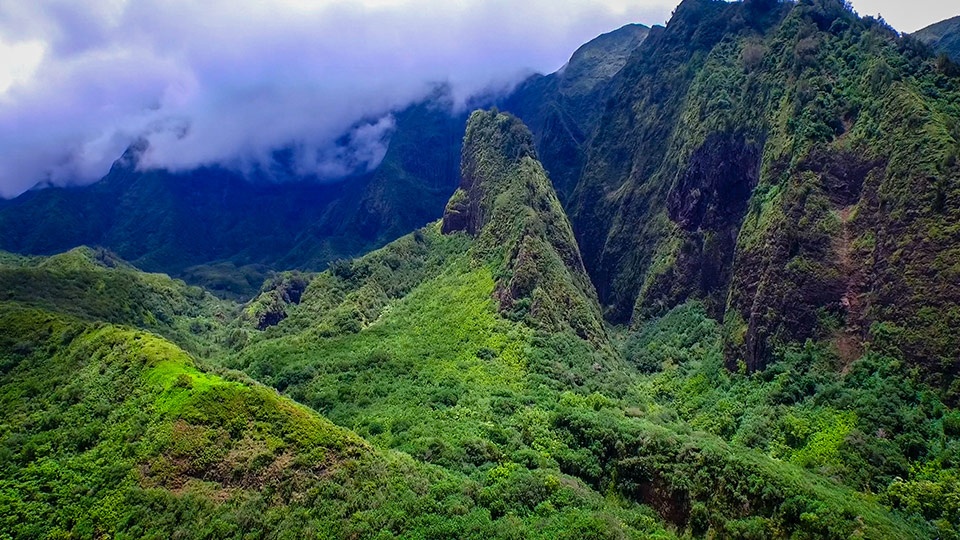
443 109 607 345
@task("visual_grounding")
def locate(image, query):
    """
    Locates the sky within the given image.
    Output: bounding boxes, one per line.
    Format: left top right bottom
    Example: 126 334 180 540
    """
0 0 956 198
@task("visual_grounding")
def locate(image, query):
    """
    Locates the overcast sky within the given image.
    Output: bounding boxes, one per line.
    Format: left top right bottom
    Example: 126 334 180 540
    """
0 0 956 198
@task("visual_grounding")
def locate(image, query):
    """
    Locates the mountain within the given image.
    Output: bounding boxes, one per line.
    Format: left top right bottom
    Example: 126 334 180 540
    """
5 304 636 538
0 24 647 301
0 108 949 538
0 246 232 357
502 0 960 386
442 110 607 344
502 23 650 201
225 111 933 538
915 15 960 62
0 98 465 299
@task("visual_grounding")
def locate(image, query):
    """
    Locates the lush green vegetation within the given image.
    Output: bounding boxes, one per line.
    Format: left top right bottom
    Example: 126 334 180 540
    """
0 246 233 358
0 249 940 537
217 110 937 538
0 303 681 539
223 234 932 538
3 1 960 538
519 0 960 386
625 302 960 537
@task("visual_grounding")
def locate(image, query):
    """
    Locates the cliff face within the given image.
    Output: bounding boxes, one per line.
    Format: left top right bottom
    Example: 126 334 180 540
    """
504 0 960 379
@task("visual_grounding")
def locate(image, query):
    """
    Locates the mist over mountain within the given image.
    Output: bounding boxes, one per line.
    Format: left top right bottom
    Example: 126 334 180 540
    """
0 23 654 295
0 0 675 198
0 94 467 297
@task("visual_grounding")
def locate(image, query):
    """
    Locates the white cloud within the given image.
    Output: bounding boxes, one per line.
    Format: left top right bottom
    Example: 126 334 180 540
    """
0 39 45 94
0 0 674 198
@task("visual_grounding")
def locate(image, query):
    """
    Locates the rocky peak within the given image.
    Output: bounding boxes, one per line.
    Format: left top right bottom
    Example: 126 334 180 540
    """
443 110 608 345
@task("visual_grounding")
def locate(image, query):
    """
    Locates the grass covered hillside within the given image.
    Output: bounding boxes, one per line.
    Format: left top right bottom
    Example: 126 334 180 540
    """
0 247 233 358
5 306 678 539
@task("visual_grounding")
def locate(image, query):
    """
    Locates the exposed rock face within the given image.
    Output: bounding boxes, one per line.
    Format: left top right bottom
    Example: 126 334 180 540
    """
667 133 762 232
634 133 764 321
801 149 885 207
245 272 311 330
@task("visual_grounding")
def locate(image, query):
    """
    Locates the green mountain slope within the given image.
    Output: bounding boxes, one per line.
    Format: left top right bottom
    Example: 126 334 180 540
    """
4 3 960 537
0 246 232 357
503 24 650 201
915 15 960 62
5 306 668 539
443 110 607 344
508 0 960 383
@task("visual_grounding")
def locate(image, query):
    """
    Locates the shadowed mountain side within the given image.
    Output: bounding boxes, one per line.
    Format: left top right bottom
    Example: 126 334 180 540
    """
511 0 960 381
502 23 650 201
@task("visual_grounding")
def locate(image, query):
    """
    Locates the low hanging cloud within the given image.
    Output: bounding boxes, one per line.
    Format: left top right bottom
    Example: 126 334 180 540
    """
0 0 675 198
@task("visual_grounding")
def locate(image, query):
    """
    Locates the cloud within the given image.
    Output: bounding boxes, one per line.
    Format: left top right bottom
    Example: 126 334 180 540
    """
0 0 675 198
847 0 959 33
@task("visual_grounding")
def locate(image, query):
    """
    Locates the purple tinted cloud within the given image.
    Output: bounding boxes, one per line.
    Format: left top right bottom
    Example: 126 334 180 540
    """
0 0 674 198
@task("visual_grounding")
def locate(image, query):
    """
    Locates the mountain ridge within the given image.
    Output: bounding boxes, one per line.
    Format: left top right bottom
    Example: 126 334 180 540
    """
0 98 466 298
499 0 960 383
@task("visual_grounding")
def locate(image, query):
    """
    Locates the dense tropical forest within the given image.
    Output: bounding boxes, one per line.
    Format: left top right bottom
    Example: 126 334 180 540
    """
2 0 960 538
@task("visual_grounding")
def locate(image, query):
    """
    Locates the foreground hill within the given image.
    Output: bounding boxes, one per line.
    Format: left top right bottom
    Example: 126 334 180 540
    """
5 305 682 538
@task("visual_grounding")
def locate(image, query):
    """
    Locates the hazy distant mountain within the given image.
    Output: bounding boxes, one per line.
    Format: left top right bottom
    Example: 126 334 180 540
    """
914 15 960 62
0 24 646 299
